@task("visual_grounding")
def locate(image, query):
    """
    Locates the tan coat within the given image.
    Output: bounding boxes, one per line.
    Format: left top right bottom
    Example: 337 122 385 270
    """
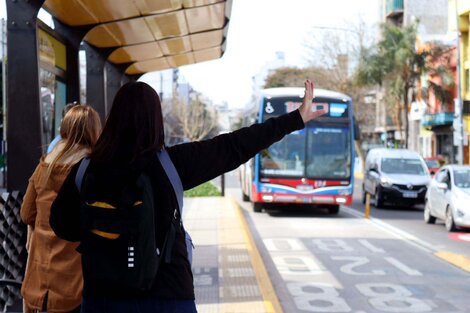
21 151 84 313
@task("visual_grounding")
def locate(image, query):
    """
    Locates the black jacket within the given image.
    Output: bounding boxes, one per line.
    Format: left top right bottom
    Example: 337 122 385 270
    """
49 110 304 299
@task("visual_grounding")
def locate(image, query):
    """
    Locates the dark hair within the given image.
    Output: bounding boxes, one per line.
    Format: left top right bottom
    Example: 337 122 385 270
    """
90 82 165 164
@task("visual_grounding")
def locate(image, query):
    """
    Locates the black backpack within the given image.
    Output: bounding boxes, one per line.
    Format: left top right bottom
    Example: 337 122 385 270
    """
74 150 183 291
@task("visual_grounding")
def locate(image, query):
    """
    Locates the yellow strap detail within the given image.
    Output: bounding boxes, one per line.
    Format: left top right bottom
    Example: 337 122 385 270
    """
134 201 143 206
91 229 120 239
86 202 116 209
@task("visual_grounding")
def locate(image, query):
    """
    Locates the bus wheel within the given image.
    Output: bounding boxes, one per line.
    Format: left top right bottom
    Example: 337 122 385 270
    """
242 192 249 202
253 202 263 213
328 205 340 215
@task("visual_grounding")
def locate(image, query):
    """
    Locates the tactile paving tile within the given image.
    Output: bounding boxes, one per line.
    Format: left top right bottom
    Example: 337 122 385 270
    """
184 197 269 313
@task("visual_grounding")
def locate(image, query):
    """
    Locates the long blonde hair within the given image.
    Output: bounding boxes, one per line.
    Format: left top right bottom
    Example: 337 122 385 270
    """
45 105 101 179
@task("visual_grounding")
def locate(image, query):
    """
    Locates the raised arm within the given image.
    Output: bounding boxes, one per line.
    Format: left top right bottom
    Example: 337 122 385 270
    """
298 80 328 123
168 80 327 190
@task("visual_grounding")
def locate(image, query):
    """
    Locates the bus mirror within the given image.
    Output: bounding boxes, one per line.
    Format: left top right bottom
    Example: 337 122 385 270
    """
354 123 361 141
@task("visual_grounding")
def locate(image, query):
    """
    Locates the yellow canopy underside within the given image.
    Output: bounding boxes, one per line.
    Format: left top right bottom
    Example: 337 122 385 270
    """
43 0 229 74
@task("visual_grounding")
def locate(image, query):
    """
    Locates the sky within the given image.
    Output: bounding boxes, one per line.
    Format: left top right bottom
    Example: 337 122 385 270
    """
0 0 381 109
145 0 381 108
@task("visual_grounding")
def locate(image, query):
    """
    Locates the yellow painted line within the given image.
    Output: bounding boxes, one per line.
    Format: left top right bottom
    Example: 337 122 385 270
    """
230 197 284 313
435 251 470 272
354 171 364 179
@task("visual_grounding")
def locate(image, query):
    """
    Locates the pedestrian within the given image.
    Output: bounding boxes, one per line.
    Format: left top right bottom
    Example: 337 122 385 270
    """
47 101 79 154
21 105 102 313
49 80 326 313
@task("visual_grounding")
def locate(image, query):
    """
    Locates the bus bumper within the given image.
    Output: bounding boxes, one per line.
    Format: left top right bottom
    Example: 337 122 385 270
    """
251 184 352 206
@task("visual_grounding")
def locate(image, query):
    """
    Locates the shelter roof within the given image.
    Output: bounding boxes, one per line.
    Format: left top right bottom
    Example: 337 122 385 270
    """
43 0 232 75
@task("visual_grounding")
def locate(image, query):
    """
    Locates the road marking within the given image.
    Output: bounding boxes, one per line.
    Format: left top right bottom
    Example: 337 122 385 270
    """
384 257 422 276
358 239 385 253
342 205 470 274
434 251 470 273
449 232 470 243
341 206 436 253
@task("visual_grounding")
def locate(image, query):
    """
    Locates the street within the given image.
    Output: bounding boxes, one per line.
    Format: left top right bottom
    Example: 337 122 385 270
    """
216 170 470 313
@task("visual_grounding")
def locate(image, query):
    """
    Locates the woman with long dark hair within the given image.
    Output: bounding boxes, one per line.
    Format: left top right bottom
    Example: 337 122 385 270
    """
50 80 325 313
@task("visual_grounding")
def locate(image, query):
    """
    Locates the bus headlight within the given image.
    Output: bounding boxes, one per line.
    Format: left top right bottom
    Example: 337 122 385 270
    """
336 197 347 204
262 195 274 202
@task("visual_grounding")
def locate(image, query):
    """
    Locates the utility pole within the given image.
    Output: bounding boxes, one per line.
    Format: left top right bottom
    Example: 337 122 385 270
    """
455 0 465 165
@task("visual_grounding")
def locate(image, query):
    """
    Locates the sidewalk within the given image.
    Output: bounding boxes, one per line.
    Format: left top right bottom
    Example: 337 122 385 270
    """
183 197 282 313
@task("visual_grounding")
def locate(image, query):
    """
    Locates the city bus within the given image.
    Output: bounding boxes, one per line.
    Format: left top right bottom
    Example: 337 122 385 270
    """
239 87 356 214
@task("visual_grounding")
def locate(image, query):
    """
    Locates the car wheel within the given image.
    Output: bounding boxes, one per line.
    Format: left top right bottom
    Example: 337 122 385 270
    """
375 188 383 208
424 200 436 224
445 207 457 232
328 205 340 215
253 202 263 213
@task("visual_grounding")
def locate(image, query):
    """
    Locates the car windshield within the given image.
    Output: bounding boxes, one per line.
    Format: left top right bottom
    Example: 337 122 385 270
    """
453 169 470 188
381 158 427 175
425 159 440 168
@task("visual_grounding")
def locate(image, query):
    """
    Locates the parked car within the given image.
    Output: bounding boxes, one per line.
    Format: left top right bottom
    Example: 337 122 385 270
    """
362 148 431 207
424 156 446 176
424 165 470 231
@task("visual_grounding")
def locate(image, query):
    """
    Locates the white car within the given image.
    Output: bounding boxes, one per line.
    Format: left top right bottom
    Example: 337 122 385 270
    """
424 165 470 231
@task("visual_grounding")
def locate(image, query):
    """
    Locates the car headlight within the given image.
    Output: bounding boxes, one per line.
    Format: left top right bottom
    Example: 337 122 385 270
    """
380 177 392 188
453 193 468 216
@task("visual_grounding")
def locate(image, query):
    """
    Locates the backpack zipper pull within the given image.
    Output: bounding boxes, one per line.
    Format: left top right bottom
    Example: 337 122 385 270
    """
128 246 134 268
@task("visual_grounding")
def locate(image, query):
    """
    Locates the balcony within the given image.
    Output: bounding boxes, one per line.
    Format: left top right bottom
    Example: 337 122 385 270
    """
386 0 404 17
421 112 454 127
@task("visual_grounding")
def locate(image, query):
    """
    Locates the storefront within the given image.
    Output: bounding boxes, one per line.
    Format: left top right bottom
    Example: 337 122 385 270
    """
38 28 67 152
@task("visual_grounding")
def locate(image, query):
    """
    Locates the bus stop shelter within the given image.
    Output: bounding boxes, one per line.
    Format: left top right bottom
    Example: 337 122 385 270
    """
1 0 232 310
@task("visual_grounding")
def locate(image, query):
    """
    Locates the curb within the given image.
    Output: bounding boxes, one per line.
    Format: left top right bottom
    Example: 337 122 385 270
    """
230 197 284 313
434 251 470 273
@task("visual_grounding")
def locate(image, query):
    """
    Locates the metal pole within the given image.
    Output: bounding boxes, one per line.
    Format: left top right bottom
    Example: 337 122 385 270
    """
221 174 225 197
365 192 370 219
1 19 6 188
1 19 6 142
456 0 465 165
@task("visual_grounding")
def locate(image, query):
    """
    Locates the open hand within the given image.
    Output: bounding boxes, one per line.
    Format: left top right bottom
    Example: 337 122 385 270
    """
298 80 328 123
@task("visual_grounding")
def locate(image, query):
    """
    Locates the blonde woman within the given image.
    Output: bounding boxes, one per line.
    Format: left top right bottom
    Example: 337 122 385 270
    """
21 105 101 313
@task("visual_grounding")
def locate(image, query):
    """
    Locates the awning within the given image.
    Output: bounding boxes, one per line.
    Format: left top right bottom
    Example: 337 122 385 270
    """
43 0 232 75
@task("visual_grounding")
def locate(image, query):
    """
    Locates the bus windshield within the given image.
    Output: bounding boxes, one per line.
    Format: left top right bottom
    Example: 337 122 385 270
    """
306 127 351 179
260 129 306 177
259 127 351 179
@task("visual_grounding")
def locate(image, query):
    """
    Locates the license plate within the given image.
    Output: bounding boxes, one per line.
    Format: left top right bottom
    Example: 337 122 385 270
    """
297 185 313 191
402 191 418 198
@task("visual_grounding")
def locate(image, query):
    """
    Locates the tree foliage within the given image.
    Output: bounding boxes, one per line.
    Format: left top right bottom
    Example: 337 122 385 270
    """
354 22 454 147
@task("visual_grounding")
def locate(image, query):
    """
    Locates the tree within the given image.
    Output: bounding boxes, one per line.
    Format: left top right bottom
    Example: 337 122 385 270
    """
264 67 336 90
162 94 220 144
302 20 378 162
355 22 455 149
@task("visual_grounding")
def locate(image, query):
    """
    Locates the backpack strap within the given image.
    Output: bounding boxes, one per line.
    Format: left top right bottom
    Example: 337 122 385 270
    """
75 158 90 192
157 148 194 264
157 149 183 214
